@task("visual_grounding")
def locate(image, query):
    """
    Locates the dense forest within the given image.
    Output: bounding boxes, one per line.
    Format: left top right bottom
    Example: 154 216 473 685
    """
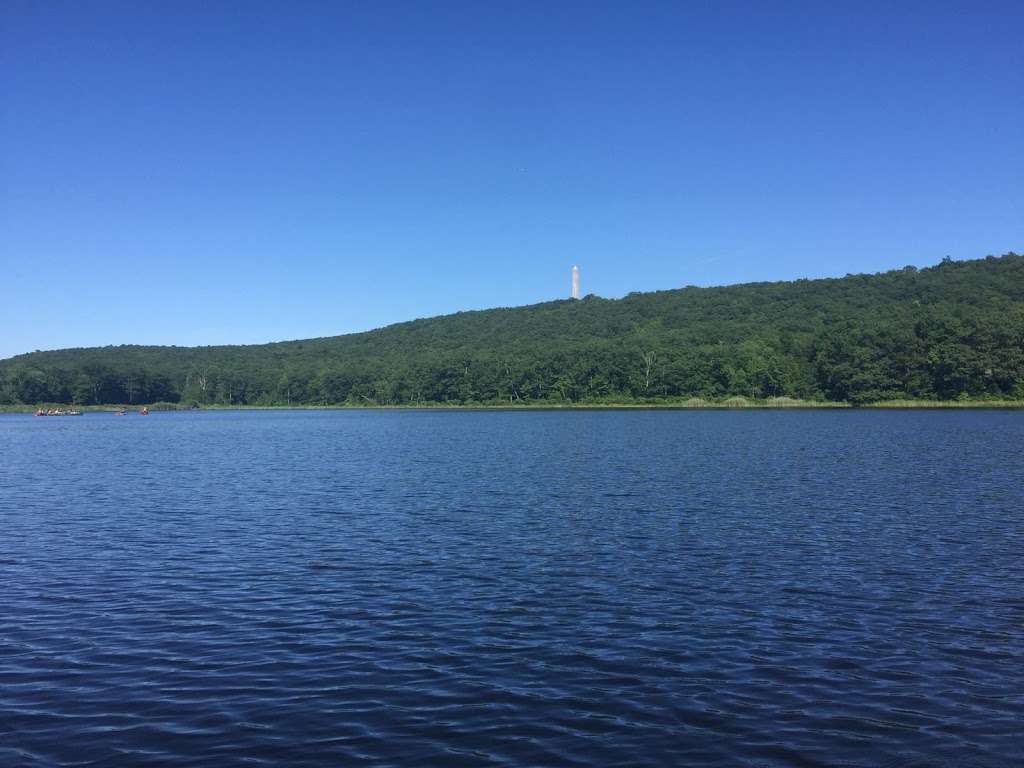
3 254 1023 407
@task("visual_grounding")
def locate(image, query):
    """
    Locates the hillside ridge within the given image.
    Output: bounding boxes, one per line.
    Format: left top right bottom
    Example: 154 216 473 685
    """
2 253 1022 406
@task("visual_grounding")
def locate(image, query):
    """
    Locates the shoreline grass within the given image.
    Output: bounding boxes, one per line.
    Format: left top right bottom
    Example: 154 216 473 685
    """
864 399 1024 408
4 398 1023 413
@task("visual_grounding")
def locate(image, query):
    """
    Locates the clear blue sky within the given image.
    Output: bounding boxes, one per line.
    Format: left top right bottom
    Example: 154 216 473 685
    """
2 1 1021 359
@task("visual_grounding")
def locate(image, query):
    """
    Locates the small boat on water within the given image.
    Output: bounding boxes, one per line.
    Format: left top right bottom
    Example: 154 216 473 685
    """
115 408 126 416
139 407 149 415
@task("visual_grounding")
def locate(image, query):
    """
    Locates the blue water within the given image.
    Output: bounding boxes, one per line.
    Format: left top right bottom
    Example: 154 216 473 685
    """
1 409 1022 767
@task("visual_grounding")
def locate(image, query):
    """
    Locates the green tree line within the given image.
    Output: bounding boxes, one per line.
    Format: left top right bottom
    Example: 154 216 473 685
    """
3 254 1023 406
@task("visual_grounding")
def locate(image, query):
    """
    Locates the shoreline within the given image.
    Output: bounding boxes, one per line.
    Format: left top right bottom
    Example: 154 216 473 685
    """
4 399 1024 413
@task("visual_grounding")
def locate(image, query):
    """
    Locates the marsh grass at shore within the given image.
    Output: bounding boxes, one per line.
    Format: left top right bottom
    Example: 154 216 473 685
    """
5 398 1024 413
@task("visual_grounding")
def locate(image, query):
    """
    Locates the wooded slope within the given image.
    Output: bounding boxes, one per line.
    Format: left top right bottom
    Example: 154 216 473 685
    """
3 253 1022 405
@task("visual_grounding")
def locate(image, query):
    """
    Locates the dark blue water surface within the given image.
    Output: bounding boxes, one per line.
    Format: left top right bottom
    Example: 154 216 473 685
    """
1 409 1022 767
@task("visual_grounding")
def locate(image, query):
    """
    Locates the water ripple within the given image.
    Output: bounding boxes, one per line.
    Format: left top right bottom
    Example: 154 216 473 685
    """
1 409 1022 766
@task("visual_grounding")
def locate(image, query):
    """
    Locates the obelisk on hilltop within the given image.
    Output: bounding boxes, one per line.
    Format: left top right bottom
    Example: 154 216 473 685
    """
571 265 580 300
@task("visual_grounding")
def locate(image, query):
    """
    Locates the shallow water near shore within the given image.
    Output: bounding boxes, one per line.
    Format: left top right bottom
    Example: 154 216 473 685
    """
1 409 1022 766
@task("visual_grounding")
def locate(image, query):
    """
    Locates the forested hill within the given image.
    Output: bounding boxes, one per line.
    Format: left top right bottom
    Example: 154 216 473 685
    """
3 253 1023 406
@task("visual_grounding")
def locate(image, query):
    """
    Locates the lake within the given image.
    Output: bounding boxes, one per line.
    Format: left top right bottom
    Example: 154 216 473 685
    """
1 409 1022 766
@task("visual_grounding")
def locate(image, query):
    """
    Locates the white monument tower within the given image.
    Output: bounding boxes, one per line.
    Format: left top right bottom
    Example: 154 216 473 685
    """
571 265 580 299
